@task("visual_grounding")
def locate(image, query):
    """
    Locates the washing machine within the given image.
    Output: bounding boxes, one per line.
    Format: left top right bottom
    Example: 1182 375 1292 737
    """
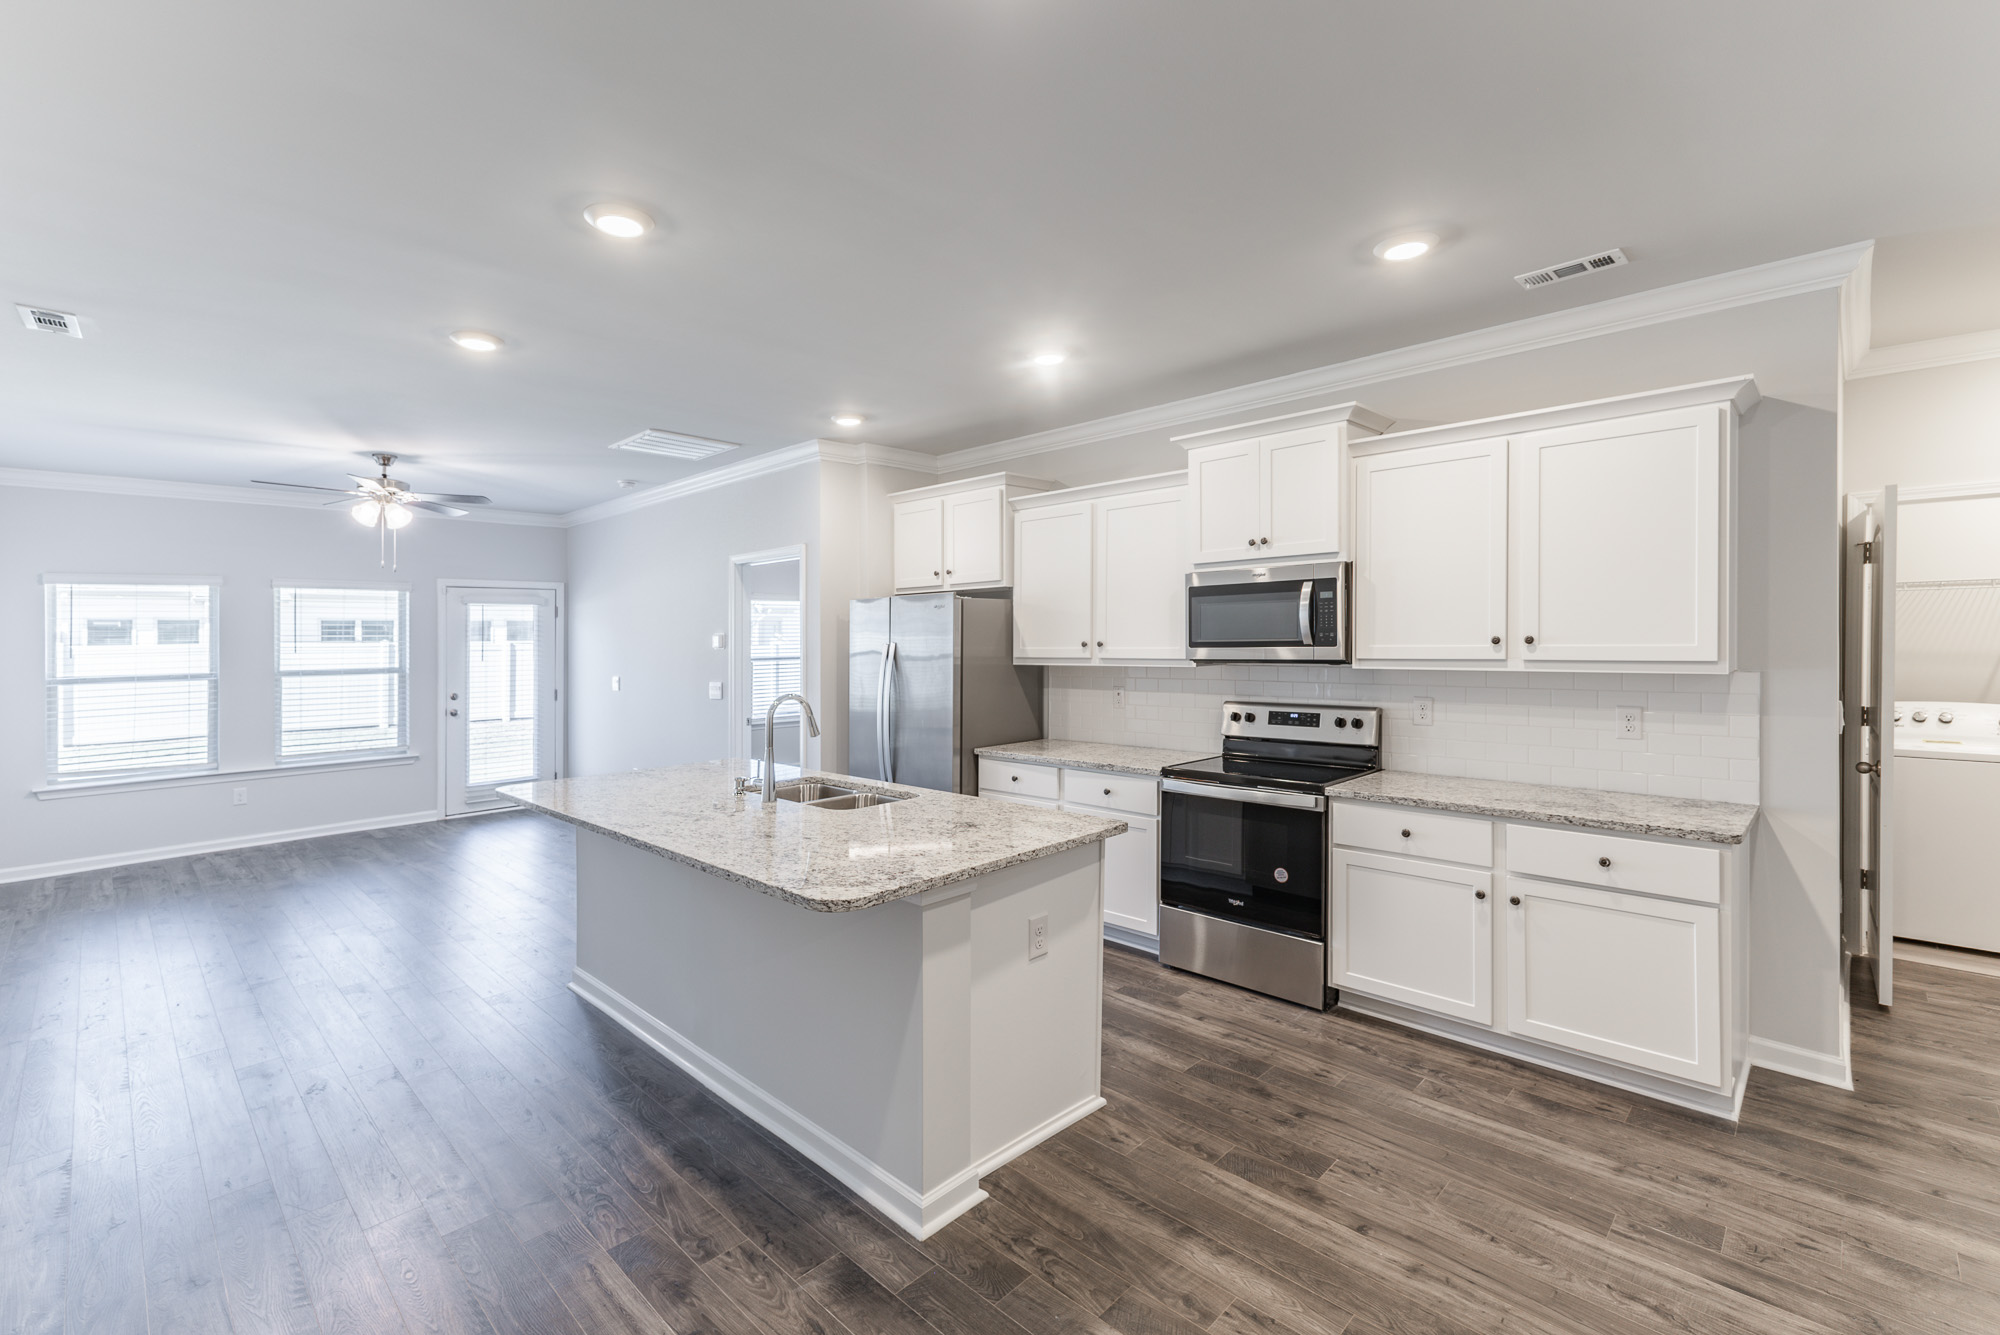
1894 701 2000 953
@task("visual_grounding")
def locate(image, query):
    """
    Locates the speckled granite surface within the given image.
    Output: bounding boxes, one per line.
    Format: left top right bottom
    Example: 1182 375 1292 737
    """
498 761 1126 912
1333 771 1758 844
975 738 1216 777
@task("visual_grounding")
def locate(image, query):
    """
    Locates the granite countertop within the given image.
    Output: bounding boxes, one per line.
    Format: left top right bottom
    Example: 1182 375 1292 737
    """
1332 771 1758 845
974 738 1216 777
497 761 1126 912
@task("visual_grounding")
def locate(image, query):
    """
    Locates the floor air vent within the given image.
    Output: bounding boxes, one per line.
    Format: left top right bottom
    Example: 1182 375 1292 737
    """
16 304 83 336
1515 248 1629 290
608 429 740 460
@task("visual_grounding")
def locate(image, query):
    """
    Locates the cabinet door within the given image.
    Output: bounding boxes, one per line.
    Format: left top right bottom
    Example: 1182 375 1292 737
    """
943 486 1006 586
893 498 945 591
1352 438 1510 662
1096 487 1189 661
1096 812 1159 936
1513 405 1722 663
1331 850 1492 1024
1187 438 1264 564
1012 502 1094 660
1503 877 1721 1087
1261 425 1344 559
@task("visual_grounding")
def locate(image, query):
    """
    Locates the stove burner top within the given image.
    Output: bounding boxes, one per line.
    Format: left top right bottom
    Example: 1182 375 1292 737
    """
1161 753 1376 794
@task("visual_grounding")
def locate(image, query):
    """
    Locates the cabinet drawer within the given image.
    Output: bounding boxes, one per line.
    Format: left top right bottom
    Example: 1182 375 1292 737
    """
1507 824 1720 905
1334 802 1492 867
978 759 1060 801
1061 769 1158 817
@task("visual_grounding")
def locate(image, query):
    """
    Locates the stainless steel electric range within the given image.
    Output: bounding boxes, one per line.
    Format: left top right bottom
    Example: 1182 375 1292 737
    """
1157 700 1382 1008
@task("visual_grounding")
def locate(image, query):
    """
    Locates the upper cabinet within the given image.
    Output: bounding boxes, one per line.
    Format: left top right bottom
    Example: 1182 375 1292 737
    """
1013 473 1190 665
1178 404 1394 565
1350 378 1753 673
889 474 1055 592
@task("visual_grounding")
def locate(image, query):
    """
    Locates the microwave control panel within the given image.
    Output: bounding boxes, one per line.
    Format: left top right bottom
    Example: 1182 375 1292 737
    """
1311 587 1342 646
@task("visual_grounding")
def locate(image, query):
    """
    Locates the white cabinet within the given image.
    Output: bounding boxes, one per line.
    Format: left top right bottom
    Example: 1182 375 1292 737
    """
888 474 1055 592
978 760 1162 939
1012 474 1190 666
1352 438 1509 662
1180 406 1390 565
1502 877 1722 1088
1512 405 1722 664
1331 849 1492 1025
1096 815 1160 937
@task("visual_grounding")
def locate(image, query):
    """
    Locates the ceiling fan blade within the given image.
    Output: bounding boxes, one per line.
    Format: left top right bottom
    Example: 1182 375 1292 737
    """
251 479 361 494
409 492 492 505
402 500 469 517
347 474 391 492
323 497 366 507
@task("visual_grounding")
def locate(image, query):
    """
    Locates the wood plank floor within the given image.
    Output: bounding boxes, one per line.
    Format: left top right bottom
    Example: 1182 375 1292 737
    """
4 811 1998 1335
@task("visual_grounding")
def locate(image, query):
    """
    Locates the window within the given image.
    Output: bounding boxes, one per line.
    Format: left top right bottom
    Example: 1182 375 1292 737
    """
748 598 803 718
276 587 408 760
46 582 218 779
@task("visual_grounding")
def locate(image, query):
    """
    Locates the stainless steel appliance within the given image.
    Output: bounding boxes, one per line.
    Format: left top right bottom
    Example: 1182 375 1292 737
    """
848 592 1044 794
1158 701 1382 1007
1186 560 1349 663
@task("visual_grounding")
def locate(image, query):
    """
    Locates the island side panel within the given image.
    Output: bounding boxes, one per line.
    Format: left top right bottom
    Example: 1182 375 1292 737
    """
967 841 1106 1169
571 830 928 1206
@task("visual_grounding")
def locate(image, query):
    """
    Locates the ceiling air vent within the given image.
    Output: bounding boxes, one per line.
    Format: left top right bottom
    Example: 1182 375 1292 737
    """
17 304 83 337
608 429 740 460
1514 248 1629 291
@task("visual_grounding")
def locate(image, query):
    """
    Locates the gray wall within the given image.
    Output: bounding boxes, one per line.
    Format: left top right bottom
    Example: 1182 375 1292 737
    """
0 484 566 880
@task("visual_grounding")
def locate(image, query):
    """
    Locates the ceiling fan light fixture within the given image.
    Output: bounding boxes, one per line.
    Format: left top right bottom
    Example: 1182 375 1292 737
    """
351 499 384 526
449 330 504 352
382 502 413 529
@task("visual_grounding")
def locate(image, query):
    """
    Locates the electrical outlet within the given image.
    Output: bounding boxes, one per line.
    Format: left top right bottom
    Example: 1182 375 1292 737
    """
611 675 621 691
708 681 723 700
1412 696 1433 726
232 787 247 806
1617 706 1644 740
1028 913 1049 961
1112 689 1125 710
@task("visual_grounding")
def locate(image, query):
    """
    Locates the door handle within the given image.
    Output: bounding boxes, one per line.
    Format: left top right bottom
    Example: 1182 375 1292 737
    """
1855 760 1876 775
448 709 458 717
1298 580 1314 646
880 641 898 782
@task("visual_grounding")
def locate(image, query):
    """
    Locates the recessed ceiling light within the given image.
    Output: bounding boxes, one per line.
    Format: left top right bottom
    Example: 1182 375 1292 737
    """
449 330 503 352
1373 232 1440 263
1029 350 1067 367
584 204 653 239
831 414 865 428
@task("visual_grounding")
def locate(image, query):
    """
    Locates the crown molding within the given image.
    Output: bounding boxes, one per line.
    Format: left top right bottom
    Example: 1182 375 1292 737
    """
1349 376 1759 457
0 466 565 526
1848 327 2000 380
814 440 944 473
1840 244 1874 377
934 240 1874 473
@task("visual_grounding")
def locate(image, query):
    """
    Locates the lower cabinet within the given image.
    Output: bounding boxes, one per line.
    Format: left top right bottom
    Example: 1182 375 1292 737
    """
1330 850 1492 1025
1502 877 1722 1088
978 760 1160 939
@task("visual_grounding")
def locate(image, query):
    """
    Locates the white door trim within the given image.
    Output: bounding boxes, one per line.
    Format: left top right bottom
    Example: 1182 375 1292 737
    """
436 579 566 817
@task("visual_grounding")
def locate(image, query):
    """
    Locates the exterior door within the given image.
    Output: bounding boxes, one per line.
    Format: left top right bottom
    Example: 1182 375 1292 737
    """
1187 438 1264 563
1843 488 1898 1005
1096 487 1188 661
445 586 556 815
942 487 1005 586
892 498 944 591
1331 850 1492 1024
1013 502 1094 660
1513 406 1722 663
1261 426 1344 559
1353 438 1510 662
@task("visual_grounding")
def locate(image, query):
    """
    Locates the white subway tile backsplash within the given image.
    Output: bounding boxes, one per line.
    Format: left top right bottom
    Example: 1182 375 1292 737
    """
1043 664 1760 803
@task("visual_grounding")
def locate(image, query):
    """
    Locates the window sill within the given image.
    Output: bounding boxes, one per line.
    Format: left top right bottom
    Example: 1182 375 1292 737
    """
32 752 418 800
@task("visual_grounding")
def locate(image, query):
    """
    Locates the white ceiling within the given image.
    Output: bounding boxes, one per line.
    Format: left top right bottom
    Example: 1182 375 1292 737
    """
5 2 1999 513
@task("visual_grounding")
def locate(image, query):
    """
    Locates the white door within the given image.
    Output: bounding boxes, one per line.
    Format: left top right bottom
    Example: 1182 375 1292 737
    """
1331 850 1492 1024
1098 814 1160 936
892 498 944 591
1012 503 1095 660
1096 487 1189 661
1503 877 1722 1087
943 487 1006 586
1513 406 1722 663
1842 487 1897 1005
445 586 557 815
1187 438 1264 564
1353 438 1509 662
1261 426 1344 560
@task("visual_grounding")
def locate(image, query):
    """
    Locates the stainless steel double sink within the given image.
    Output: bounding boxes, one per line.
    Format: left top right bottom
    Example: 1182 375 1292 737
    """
771 781 908 811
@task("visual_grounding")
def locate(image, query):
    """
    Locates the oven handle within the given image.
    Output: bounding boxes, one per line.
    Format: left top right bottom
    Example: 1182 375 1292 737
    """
1161 778 1326 812
1298 579 1314 646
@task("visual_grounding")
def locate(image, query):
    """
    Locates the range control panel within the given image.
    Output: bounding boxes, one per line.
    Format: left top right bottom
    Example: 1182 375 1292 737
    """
1219 700 1381 746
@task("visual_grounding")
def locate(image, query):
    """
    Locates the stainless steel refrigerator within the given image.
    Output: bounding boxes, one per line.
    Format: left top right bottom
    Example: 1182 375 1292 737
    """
848 592 1044 794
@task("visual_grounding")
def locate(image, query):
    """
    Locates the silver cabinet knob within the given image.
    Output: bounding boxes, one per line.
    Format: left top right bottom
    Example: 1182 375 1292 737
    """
449 692 458 700
1940 710 1955 723
1912 710 1928 722
1598 856 1611 868
449 709 459 717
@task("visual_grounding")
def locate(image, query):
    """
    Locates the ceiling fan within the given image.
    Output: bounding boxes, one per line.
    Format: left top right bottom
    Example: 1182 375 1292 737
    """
252 453 491 567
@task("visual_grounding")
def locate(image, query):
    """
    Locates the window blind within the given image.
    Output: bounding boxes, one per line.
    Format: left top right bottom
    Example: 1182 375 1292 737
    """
465 601 541 787
747 598 803 721
46 582 218 779
275 587 409 760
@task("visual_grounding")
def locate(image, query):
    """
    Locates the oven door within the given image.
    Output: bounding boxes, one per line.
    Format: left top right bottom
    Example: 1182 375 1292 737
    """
1158 779 1327 939
1186 564 1346 662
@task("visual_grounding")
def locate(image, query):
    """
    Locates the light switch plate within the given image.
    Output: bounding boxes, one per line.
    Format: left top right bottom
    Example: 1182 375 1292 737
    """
708 681 724 700
611 675 621 691
711 632 726 650
1412 696 1433 726
1617 706 1644 739
232 787 247 806
1113 689 1125 710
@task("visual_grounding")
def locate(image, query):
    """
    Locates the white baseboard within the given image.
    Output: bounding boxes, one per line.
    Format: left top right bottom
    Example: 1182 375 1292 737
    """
0 810 441 886
577 966 1092 1239
1747 1028 1854 1091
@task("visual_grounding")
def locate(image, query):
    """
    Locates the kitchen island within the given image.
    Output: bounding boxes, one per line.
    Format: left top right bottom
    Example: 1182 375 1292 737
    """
498 761 1125 1238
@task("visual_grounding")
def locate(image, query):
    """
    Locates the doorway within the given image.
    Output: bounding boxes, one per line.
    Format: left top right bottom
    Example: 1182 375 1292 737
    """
442 582 561 815
729 549 807 771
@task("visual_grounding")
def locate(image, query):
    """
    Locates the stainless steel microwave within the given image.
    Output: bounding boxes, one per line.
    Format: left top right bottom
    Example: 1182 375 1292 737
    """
1186 560 1348 663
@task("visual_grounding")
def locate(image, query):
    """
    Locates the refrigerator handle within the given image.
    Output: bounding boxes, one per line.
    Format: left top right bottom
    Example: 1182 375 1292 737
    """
879 641 898 782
